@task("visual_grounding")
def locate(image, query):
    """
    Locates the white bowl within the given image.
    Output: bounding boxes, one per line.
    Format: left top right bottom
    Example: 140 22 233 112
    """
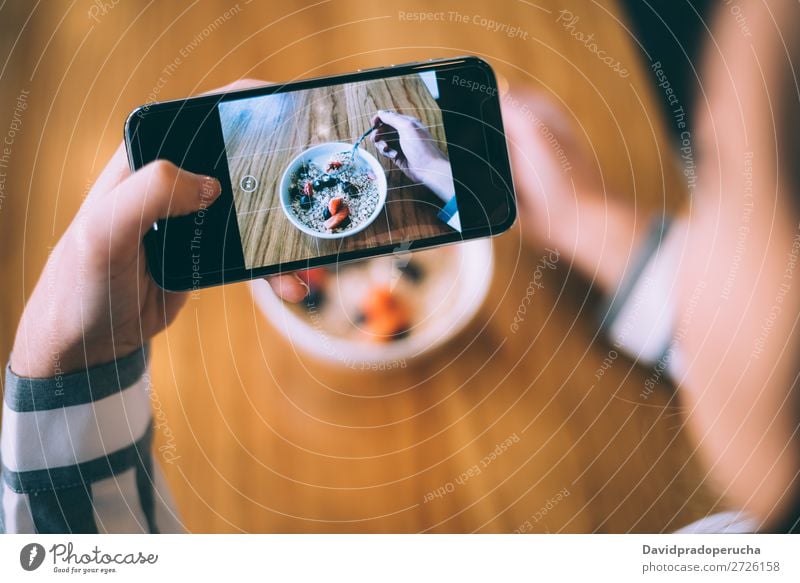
250 239 494 367
279 142 388 240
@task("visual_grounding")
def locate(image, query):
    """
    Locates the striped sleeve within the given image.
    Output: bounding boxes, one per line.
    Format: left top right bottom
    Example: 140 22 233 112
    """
0 347 182 533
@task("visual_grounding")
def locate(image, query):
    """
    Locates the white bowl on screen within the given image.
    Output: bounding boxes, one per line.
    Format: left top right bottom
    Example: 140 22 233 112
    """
279 142 388 240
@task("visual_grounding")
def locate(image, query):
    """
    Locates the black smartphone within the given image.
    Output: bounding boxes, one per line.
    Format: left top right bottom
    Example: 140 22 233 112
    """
124 56 516 292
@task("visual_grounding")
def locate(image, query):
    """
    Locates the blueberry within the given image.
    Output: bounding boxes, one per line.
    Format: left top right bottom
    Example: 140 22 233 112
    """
322 206 332 220
312 179 322 191
397 260 424 283
391 327 410 341
303 288 325 310
343 182 360 196
299 195 312 211
321 175 337 188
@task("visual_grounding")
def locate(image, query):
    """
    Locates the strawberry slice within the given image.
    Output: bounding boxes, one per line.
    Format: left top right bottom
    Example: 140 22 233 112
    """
323 206 350 230
360 286 411 342
296 267 327 288
328 196 345 215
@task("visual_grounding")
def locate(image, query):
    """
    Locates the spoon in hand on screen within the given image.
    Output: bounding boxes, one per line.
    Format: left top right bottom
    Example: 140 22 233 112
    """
326 123 379 177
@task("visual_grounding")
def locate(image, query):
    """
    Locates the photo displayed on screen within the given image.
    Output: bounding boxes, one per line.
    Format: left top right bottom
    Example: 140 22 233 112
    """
218 71 459 269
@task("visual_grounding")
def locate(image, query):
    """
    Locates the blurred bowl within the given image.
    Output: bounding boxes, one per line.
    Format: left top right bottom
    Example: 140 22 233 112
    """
251 239 494 366
279 142 387 240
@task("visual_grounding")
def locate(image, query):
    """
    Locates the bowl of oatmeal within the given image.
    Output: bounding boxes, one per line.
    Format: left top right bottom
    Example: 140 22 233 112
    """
279 142 387 239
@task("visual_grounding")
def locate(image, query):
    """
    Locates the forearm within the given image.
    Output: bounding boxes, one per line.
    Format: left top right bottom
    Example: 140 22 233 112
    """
676 201 800 527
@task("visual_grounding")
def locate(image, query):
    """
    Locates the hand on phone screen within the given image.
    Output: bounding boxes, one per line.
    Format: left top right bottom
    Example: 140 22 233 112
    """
371 110 455 204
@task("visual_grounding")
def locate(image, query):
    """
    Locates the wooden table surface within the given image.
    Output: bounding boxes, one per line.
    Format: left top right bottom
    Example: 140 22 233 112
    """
0 0 717 532
222 74 452 268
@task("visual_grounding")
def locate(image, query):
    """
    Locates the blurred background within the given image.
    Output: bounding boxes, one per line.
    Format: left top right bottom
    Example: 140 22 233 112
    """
0 0 717 532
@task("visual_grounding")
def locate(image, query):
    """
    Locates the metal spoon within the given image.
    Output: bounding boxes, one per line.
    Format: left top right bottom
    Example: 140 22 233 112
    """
326 123 379 177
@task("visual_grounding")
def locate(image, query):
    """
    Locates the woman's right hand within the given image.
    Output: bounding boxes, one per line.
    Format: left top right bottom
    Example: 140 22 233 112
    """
370 110 454 203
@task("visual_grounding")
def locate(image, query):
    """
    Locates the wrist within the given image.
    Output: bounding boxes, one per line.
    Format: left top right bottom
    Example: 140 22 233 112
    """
10 334 86 379
10 343 143 379
419 158 455 203
10 319 140 379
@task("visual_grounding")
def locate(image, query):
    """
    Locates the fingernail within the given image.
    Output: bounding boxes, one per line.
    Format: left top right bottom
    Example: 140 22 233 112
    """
199 176 222 198
292 273 310 297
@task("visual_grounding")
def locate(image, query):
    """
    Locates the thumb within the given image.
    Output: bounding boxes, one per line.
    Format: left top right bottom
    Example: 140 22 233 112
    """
86 159 221 262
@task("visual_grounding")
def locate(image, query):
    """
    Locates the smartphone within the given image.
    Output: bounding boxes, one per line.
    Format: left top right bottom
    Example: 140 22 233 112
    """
124 56 516 291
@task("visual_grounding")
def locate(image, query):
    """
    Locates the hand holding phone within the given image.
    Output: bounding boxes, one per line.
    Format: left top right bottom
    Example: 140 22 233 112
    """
10 81 308 378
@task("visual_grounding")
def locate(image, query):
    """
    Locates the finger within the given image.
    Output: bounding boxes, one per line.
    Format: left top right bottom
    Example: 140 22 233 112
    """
371 110 415 131
374 140 396 158
83 143 134 208
373 123 397 140
88 160 221 261
201 78 268 96
267 273 308 302
94 142 132 191
502 104 553 212
505 88 594 189
502 92 557 167
502 88 577 151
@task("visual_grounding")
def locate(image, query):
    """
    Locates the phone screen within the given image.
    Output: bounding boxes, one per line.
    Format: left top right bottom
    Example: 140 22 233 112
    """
126 57 515 291
217 71 458 270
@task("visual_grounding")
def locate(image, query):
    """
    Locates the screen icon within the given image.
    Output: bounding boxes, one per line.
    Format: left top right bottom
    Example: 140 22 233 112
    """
240 175 258 192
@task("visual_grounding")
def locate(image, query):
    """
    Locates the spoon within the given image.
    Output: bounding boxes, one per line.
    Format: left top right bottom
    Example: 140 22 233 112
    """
326 122 379 177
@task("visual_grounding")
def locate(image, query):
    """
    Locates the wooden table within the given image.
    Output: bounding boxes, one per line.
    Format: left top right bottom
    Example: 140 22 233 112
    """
0 0 718 532
221 74 453 268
